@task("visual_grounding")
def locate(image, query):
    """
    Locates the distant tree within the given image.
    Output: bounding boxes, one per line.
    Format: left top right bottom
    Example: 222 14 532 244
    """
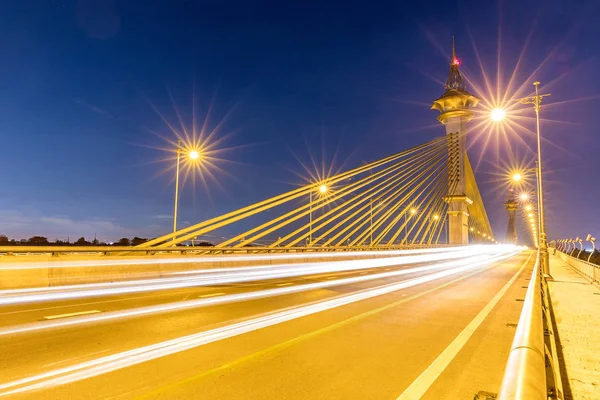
195 241 214 247
116 237 130 246
28 236 49 245
75 237 90 246
130 237 148 246
0 234 8 244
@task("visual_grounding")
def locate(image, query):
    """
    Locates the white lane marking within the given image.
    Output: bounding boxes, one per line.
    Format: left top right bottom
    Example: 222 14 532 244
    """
43 310 101 320
0 253 520 396
395 252 532 400
276 283 293 287
198 293 225 298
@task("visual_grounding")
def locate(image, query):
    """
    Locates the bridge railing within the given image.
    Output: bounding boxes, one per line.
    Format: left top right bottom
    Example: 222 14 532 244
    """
554 249 599 282
0 244 457 258
497 251 564 400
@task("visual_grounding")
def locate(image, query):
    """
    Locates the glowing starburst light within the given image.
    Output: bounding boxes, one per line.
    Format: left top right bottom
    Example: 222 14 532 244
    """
490 108 506 122
188 150 200 160
141 93 242 201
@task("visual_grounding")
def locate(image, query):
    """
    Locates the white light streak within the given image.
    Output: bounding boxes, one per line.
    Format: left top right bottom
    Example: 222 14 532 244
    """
0 246 467 271
0 246 511 306
0 248 519 396
0 251 515 337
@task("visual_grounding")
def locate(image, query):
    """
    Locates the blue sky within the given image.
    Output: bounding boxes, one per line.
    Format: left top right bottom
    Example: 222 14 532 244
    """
0 0 599 242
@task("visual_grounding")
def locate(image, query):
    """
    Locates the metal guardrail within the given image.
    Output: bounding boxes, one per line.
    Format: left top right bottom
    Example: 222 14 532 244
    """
554 249 599 282
497 252 563 399
0 244 456 258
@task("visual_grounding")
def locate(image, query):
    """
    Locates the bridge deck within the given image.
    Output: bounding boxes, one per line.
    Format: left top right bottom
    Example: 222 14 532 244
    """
548 254 600 400
0 250 532 399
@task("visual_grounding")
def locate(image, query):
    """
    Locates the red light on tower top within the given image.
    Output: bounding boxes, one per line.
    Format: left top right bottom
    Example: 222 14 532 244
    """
453 58 460 66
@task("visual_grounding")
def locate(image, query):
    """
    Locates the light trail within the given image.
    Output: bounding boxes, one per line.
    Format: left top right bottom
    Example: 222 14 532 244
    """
0 249 517 337
0 248 519 396
0 246 466 270
0 246 510 305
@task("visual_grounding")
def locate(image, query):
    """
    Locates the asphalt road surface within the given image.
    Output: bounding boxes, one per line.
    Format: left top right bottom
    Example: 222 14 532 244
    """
0 248 532 399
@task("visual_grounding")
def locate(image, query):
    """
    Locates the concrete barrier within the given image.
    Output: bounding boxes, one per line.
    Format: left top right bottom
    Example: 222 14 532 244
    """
0 250 423 290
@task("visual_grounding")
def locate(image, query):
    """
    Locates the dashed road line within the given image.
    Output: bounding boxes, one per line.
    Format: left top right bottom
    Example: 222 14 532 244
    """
199 293 225 298
43 310 101 320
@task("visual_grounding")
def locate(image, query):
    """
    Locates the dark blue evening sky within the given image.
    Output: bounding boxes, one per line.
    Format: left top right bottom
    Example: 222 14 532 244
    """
1 0 599 242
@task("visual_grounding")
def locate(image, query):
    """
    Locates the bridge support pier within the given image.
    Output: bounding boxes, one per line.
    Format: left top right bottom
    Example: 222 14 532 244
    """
446 196 471 245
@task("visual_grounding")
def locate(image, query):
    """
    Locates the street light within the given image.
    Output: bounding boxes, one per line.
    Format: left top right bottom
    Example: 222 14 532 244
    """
525 205 533 212
586 234 596 263
575 237 584 258
511 173 522 183
173 140 202 238
403 207 418 243
309 182 328 245
569 238 577 256
521 82 551 275
520 193 529 201
492 82 551 276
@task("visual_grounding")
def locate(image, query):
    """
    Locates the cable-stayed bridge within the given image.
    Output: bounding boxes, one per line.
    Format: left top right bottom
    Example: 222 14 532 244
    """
0 43 595 400
140 135 494 250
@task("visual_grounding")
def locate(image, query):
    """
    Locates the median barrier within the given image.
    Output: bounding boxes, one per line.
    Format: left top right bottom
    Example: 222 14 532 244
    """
0 249 430 290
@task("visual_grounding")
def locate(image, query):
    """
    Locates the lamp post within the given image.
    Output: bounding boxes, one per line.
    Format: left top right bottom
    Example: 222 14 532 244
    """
586 234 596 263
173 140 201 239
406 207 417 243
520 82 551 276
569 239 575 254
370 199 374 245
309 183 328 245
494 82 551 276
576 237 584 259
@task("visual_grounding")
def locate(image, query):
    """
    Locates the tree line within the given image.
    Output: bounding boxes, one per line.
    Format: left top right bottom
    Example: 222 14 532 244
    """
561 248 600 266
0 235 215 247
0 235 149 246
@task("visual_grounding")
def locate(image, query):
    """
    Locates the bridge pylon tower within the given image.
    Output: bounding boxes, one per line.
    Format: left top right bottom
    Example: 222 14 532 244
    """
431 38 480 245
504 190 518 244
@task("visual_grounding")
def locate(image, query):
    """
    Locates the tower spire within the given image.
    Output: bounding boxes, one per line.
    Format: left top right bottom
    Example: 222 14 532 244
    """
443 36 467 94
452 36 456 63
